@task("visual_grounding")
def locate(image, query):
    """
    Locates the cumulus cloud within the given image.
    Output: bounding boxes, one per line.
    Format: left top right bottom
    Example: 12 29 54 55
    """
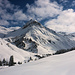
26 0 63 21
0 20 9 25
0 0 63 26
13 10 27 20
45 9 75 33
72 1 75 6
0 0 28 26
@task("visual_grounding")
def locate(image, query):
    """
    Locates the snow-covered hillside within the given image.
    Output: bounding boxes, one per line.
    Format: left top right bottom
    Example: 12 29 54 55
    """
58 32 75 41
4 20 75 54
66 33 75 41
0 38 36 63
0 50 75 75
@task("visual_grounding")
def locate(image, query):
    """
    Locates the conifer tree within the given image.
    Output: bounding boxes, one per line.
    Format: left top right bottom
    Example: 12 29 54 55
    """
2 58 6 66
9 55 14 66
0 60 2 66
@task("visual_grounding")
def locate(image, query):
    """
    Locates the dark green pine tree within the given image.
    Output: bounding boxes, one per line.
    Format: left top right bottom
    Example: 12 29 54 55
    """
0 60 2 66
2 58 6 66
9 55 14 66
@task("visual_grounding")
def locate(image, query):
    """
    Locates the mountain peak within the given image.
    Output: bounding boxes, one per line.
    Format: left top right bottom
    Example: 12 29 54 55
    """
22 19 43 29
26 19 38 25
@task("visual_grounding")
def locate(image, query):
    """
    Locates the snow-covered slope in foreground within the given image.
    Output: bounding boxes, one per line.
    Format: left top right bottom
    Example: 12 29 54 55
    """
0 50 75 75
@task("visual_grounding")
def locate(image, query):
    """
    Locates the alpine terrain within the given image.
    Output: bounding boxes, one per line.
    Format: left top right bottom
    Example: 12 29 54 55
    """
0 20 75 75
0 20 75 63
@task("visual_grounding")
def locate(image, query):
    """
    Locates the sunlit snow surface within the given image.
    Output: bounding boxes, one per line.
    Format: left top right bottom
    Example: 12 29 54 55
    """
0 50 75 75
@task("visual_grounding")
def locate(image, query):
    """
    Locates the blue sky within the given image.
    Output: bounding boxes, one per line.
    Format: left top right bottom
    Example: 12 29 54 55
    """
9 0 35 9
0 0 75 33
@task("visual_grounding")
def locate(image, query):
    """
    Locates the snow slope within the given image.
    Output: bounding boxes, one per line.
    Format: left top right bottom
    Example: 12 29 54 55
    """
0 50 75 75
4 20 75 54
0 38 36 62
66 33 75 41
58 32 75 41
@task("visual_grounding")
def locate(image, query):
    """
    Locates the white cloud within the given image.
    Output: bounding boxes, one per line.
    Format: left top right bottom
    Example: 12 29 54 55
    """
72 1 75 6
0 20 9 25
0 0 63 26
45 9 75 33
0 0 28 26
26 0 63 21
13 10 27 20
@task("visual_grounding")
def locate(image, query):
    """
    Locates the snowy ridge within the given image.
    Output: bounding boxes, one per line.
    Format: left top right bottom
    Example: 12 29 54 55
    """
66 33 75 41
58 32 75 41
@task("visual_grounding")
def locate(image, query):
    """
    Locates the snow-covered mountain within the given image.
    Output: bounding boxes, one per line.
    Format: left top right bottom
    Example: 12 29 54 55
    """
4 20 75 54
0 20 75 63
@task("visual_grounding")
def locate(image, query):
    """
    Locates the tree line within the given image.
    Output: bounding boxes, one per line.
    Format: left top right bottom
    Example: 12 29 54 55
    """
0 56 34 66
0 55 15 66
53 47 75 55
